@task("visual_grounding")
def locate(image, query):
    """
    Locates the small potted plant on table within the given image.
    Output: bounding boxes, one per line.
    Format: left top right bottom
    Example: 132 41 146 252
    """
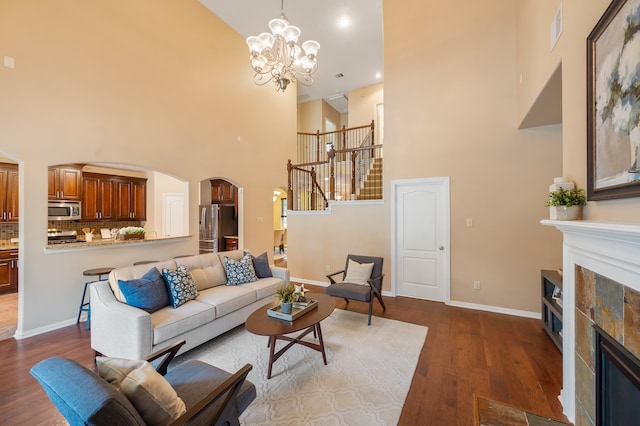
275 284 295 314
546 187 586 220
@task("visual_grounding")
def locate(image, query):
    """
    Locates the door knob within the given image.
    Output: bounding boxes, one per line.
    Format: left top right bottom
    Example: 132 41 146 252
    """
439 246 444 251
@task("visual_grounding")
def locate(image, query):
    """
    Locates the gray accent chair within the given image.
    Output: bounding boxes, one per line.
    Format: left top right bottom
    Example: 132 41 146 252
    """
30 340 255 426
326 254 386 325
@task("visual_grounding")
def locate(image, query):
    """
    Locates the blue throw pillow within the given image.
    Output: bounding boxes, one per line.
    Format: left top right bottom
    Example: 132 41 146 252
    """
251 252 273 278
161 264 199 308
223 252 258 285
118 267 170 313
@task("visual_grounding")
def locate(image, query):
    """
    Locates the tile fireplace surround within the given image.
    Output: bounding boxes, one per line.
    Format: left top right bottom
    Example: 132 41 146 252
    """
541 220 640 425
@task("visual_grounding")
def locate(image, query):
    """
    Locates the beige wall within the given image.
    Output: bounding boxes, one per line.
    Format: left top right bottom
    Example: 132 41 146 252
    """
290 0 564 314
517 0 640 221
0 0 296 335
385 0 563 312
348 83 383 128
298 99 323 133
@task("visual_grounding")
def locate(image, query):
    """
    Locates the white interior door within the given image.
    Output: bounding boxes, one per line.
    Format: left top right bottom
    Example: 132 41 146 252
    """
163 194 185 237
393 177 450 302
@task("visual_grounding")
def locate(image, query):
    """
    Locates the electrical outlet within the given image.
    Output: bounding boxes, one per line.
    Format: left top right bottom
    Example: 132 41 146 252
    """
466 218 473 227
257 217 263 223
473 280 481 290
326 265 331 272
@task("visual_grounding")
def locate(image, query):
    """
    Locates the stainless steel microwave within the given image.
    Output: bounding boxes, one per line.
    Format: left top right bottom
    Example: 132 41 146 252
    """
48 200 81 221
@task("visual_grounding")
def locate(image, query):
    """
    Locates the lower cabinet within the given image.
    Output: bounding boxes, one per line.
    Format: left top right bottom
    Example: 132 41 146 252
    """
0 251 18 294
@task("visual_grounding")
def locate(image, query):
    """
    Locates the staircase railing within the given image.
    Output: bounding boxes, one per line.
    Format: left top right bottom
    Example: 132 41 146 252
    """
287 121 382 211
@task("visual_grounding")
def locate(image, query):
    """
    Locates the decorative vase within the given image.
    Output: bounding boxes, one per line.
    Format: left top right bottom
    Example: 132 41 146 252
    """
281 302 292 314
550 205 582 221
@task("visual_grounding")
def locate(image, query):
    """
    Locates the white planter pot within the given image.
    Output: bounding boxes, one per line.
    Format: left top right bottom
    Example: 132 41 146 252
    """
550 205 582 220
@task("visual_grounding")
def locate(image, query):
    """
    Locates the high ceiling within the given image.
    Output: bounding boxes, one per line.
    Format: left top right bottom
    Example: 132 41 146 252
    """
199 0 383 112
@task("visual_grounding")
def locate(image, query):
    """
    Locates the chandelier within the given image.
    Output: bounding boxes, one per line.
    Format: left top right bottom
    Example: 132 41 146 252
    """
246 0 320 92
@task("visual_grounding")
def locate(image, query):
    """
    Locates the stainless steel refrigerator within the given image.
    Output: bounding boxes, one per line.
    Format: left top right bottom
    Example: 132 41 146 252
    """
199 204 237 253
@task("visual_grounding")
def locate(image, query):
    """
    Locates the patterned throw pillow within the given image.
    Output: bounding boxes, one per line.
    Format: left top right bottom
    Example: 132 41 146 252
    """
161 264 199 308
223 252 258 285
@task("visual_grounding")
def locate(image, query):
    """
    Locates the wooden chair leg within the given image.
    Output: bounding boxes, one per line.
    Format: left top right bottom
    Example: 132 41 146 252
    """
375 292 387 311
368 299 373 325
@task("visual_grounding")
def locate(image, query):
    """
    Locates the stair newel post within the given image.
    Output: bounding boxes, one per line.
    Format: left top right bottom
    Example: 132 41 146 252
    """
310 167 317 210
329 145 336 201
315 130 321 162
287 160 294 211
351 151 357 199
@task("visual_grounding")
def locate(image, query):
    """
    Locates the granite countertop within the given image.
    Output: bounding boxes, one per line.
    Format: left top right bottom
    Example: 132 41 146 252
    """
45 235 191 252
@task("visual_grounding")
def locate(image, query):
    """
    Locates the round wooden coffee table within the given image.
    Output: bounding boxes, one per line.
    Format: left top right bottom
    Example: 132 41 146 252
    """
245 292 336 379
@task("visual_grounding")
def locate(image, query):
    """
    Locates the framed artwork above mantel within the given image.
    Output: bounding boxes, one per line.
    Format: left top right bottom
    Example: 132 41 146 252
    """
587 0 640 200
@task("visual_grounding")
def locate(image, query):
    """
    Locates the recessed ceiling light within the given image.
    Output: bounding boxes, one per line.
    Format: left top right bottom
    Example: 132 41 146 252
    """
338 16 351 28
375 72 382 79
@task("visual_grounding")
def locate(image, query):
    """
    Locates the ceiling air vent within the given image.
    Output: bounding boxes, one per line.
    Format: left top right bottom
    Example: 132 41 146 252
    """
325 93 349 113
334 73 344 79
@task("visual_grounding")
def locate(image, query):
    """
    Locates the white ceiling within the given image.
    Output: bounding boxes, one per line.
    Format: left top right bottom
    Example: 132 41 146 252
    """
199 0 383 113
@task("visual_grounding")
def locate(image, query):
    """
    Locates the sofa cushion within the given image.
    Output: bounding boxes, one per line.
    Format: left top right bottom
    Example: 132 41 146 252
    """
109 260 177 302
96 357 186 425
196 285 256 318
241 277 283 300
222 253 258 286
118 268 170 313
162 264 199 308
175 253 227 291
251 252 273 278
151 300 215 345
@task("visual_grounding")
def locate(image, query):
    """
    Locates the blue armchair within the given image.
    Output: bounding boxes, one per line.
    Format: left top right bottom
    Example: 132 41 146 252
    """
30 340 255 426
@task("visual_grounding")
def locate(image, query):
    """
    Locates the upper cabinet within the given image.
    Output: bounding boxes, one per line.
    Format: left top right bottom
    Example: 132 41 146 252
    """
81 173 118 220
211 179 236 204
48 165 82 200
0 163 19 222
116 177 147 220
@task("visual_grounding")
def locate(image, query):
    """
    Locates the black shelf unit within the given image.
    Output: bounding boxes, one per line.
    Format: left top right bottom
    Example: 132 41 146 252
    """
541 269 563 352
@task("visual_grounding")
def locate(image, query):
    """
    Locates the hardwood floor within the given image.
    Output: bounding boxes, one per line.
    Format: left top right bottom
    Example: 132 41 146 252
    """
0 282 568 425
0 292 18 341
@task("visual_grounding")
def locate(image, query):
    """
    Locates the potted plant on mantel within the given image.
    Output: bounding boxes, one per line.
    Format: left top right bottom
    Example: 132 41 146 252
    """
546 187 587 220
275 284 295 314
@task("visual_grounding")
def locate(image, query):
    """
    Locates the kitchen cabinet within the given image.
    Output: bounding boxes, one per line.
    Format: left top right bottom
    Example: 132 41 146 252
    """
211 179 236 204
81 173 118 220
116 177 147 220
0 163 19 222
0 251 18 294
48 165 82 200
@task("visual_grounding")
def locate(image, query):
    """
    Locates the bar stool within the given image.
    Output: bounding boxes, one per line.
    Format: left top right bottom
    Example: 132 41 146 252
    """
78 267 114 330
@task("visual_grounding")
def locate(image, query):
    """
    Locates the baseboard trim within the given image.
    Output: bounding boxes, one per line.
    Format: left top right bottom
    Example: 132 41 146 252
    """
15 317 79 340
292 278 329 287
448 300 540 319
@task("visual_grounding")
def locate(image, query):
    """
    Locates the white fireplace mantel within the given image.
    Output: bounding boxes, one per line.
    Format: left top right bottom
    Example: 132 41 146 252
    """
540 219 640 422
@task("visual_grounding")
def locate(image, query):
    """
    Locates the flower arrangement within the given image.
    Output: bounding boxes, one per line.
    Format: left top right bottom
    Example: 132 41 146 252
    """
275 284 295 305
119 226 146 235
119 226 146 240
545 187 587 207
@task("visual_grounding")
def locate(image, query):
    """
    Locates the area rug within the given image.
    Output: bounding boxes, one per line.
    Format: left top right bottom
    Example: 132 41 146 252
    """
173 309 428 425
474 395 571 426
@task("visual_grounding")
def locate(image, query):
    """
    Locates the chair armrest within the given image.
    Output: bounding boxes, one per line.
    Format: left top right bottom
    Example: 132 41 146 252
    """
168 364 253 426
90 280 153 359
367 274 385 291
326 270 345 284
145 340 186 376
270 266 290 285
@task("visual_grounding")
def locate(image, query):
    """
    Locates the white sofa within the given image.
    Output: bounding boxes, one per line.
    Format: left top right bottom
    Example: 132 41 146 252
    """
90 250 289 359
